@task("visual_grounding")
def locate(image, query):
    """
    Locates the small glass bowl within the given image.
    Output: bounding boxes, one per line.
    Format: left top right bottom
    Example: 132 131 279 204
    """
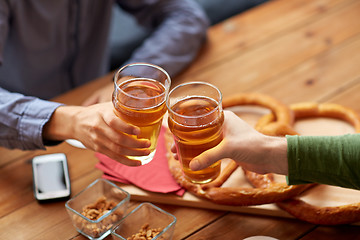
65 178 130 240
111 202 177 240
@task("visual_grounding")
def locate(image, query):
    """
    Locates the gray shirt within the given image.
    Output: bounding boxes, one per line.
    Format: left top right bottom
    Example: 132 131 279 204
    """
0 0 209 150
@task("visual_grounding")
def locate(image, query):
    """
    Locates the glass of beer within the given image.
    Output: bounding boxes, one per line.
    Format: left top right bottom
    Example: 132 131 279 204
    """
166 82 224 184
112 63 171 165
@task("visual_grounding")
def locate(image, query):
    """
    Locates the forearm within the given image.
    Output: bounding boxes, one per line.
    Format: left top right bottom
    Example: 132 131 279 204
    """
42 105 81 141
262 135 288 175
286 134 360 189
0 88 62 150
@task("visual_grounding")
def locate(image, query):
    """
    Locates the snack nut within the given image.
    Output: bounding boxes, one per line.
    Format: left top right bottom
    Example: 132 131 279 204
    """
72 196 124 238
127 223 165 240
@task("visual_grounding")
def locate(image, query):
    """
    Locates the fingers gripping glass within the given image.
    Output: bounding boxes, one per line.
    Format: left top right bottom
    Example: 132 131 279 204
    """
113 63 171 165
166 82 224 184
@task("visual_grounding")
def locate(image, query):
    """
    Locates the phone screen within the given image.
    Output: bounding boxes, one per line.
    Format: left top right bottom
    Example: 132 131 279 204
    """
32 153 71 201
35 161 67 193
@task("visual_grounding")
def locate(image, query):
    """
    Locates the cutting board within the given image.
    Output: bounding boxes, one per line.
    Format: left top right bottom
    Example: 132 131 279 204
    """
117 106 360 224
117 166 295 219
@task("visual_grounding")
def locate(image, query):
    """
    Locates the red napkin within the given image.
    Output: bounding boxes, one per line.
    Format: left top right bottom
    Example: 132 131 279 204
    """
95 126 185 196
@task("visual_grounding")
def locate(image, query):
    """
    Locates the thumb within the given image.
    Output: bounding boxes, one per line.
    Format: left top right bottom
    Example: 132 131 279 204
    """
189 141 228 171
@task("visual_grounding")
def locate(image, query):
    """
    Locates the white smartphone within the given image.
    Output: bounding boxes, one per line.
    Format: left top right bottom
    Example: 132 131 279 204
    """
32 153 71 202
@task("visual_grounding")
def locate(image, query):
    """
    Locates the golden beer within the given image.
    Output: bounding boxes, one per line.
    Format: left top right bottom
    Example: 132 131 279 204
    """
113 63 171 165
167 83 224 184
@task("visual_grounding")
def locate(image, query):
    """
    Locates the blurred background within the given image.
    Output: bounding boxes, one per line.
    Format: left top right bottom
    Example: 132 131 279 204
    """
108 0 268 70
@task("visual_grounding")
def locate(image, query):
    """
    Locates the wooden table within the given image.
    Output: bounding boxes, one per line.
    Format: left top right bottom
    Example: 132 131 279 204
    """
1 0 360 239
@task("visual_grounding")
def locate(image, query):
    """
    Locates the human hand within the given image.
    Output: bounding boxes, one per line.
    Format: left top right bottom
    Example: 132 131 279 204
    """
82 82 114 106
43 102 150 166
188 110 288 175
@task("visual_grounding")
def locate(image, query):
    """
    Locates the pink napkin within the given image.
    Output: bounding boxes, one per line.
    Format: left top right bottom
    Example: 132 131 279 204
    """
95 126 185 196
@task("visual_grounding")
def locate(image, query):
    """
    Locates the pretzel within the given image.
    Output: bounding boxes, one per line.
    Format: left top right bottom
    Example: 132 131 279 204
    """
165 130 312 205
223 93 295 136
166 93 312 206
255 102 360 135
250 102 360 225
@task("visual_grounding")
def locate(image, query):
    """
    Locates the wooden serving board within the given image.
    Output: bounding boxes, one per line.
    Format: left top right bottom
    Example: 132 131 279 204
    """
118 169 360 225
117 168 294 219
119 106 360 224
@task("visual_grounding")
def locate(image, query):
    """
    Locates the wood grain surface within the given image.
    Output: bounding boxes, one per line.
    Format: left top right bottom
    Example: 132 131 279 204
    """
1 0 360 239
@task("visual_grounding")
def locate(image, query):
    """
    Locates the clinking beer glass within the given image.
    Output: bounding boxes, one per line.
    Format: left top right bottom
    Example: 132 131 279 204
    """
112 63 171 165
166 82 224 184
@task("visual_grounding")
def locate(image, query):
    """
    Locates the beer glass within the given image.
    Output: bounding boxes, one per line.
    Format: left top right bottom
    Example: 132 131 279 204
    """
166 82 224 184
113 63 171 165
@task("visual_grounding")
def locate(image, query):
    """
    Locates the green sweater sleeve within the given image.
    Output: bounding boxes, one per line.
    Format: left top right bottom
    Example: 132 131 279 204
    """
286 134 360 190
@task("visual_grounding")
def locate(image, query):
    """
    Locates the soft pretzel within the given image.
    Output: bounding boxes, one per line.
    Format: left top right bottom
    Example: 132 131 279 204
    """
223 93 295 136
250 102 360 225
165 130 312 206
166 93 312 206
255 102 360 134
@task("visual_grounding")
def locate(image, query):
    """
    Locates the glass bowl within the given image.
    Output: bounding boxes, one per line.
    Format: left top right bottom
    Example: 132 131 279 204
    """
111 202 177 240
65 178 130 240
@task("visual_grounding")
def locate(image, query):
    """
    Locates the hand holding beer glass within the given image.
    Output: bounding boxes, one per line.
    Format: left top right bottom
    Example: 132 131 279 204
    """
113 63 171 165
167 82 224 184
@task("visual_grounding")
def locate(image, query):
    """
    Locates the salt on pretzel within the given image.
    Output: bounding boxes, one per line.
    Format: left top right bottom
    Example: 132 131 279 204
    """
166 93 312 206
250 102 360 225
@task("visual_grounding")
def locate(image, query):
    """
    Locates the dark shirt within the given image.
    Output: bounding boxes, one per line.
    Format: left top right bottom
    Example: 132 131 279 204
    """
0 0 209 149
